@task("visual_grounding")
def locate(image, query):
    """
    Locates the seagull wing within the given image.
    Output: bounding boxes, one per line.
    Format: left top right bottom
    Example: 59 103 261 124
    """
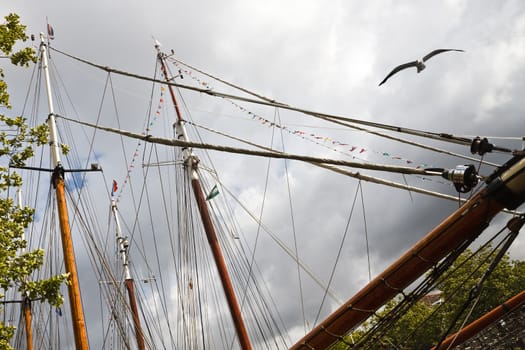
422 49 464 62
378 61 419 86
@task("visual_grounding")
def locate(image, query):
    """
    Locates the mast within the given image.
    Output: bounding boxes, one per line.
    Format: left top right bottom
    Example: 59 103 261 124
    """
432 288 525 349
155 43 252 350
39 33 89 350
17 188 34 350
22 297 33 350
110 196 146 350
290 154 525 350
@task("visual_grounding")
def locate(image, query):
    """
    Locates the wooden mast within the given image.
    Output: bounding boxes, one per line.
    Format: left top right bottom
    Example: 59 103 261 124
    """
290 155 525 349
39 33 89 350
22 297 33 350
110 197 146 350
155 42 252 350
17 188 34 350
432 288 525 349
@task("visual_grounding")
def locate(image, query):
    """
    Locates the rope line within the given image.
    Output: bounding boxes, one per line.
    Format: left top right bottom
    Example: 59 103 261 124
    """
167 57 512 156
49 46 515 160
313 183 361 326
55 113 444 176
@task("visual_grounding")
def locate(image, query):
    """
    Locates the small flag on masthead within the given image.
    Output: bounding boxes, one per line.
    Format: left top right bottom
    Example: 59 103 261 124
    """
47 23 55 40
111 180 118 196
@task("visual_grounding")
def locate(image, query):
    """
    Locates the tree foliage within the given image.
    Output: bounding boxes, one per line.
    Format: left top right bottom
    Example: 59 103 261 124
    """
0 13 67 349
336 243 525 349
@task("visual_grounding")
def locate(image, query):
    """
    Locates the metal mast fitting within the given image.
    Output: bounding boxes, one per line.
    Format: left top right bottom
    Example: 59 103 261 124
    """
441 164 479 193
39 33 89 350
155 43 252 350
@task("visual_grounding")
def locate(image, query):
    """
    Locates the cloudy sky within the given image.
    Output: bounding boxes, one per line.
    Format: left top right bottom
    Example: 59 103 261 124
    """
3 1 525 349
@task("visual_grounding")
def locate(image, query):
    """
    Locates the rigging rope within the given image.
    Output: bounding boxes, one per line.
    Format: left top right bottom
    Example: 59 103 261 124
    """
360 181 372 282
167 57 513 158
170 56 280 105
216 179 343 305
162 62 293 347
60 112 520 214
434 217 523 350
61 113 521 219
145 60 293 347
49 46 515 158
276 107 308 333
313 182 361 326
54 113 442 176
236 105 294 347
60 113 519 210
182 120 474 205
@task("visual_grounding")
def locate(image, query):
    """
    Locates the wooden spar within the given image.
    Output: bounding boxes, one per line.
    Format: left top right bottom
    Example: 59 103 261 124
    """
190 176 253 350
40 34 89 350
23 297 33 350
54 174 90 349
125 279 145 350
432 289 525 349
17 188 34 350
111 199 145 350
155 43 252 350
290 155 525 350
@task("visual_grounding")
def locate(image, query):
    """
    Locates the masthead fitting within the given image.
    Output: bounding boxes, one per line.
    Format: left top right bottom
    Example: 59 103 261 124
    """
153 36 162 50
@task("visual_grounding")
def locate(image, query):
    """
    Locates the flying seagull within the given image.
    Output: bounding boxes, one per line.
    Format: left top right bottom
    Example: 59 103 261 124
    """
378 49 464 86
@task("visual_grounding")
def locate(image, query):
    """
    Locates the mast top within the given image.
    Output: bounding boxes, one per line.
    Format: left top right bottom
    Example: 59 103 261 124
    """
39 31 62 168
153 37 162 52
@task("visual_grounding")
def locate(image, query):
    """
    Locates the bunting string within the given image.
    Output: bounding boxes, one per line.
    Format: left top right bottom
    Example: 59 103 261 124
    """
116 84 167 201
113 59 449 187
170 61 439 171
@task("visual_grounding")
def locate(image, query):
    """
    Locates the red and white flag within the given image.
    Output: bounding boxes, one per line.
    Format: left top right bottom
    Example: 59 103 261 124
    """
47 23 55 40
111 180 118 196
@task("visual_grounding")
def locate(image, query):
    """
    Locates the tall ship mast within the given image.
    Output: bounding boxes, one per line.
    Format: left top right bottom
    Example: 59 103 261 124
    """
155 42 252 349
110 195 145 350
39 32 89 350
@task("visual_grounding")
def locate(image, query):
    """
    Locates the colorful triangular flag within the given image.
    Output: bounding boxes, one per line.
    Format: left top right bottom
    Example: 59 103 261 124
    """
205 184 219 201
111 180 118 196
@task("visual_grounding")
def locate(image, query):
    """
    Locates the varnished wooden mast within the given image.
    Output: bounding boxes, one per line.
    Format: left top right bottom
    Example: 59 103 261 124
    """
22 297 33 350
125 280 145 350
18 188 34 350
290 155 525 349
39 33 89 350
432 289 525 349
155 42 252 350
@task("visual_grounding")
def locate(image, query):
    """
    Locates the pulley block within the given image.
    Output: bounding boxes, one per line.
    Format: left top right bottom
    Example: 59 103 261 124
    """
442 164 479 193
470 136 494 156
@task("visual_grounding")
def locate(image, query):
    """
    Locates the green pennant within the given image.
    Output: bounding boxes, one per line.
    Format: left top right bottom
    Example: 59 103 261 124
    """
206 184 220 201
